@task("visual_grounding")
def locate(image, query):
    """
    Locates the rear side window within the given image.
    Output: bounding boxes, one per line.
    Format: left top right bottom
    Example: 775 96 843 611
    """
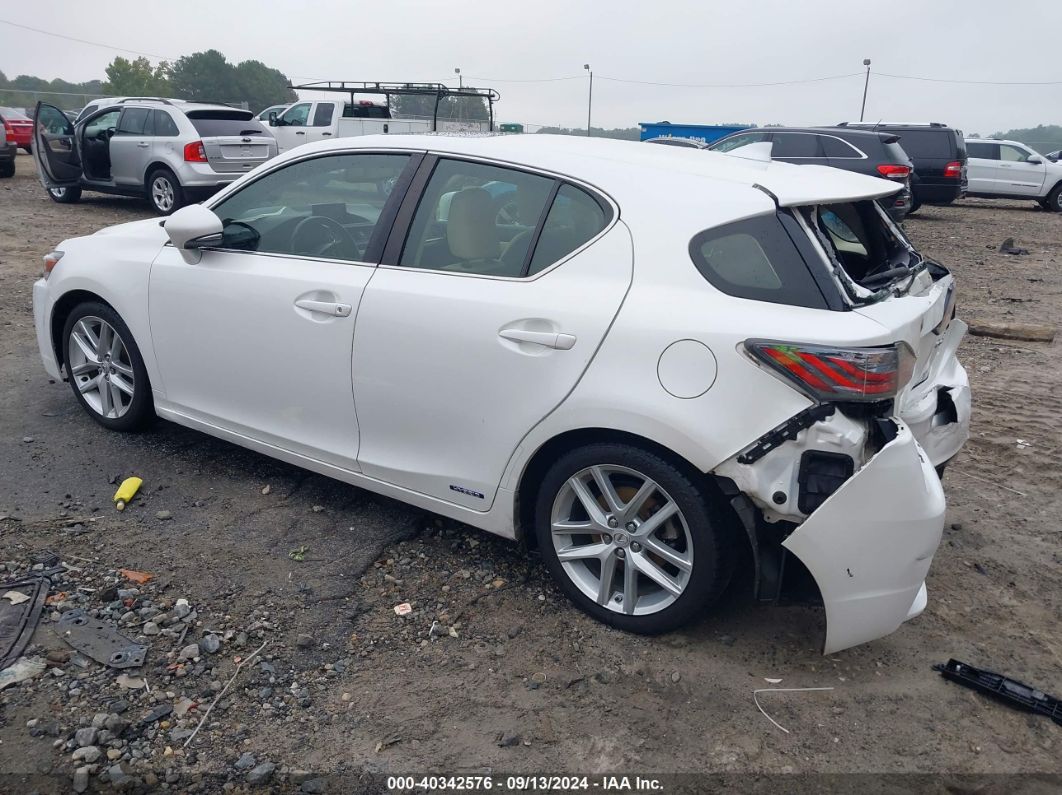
770 133 822 158
188 117 268 137
153 110 180 137
312 103 334 127
527 184 609 275
689 213 828 309
967 141 999 159
117 108 151 135
822 136 862 158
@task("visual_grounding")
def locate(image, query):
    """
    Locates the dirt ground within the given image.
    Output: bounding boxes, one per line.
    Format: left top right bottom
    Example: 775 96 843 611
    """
1 150 1060 793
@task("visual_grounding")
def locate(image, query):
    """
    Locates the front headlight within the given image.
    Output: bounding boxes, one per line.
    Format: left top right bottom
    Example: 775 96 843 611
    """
42 250 64 279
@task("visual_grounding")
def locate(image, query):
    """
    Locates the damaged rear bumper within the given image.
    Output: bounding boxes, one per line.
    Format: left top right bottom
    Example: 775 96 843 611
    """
782 422 945 654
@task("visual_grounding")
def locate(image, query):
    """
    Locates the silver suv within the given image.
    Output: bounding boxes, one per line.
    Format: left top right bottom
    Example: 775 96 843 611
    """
33 98 278 214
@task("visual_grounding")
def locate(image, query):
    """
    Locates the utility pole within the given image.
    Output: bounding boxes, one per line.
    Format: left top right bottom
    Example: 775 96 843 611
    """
455 67 462 89
584 63 593 136
859 58 871 122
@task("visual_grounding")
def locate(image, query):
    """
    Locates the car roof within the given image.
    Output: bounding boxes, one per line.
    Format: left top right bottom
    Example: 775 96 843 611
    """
838 121 955 130
285 133 900 209
728 126 893 142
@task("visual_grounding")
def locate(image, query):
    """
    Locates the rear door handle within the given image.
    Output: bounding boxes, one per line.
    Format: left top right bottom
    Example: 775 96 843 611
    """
295 131 305 135
295 299 351 317
321 132 332 136
499 328 576 350
137 142 150 148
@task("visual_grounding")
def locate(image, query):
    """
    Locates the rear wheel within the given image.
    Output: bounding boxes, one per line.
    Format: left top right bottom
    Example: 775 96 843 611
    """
48 185 82 204
907 199 921 215
535 443 733 634
147 168 184 215
62 302 154 432
0 161 13 178
1045 184 1062 213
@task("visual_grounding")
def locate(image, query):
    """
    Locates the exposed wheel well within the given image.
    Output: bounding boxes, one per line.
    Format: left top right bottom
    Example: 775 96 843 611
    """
50 290 113 369
144 163 178 188
514 427 739 548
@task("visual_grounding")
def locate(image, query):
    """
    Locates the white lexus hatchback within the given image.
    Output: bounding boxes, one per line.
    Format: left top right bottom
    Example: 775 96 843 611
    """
32 135 970 653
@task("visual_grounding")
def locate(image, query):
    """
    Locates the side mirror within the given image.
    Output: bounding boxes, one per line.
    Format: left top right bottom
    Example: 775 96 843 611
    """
164 204 223 264
1026 156 1042 165
268 111 279 126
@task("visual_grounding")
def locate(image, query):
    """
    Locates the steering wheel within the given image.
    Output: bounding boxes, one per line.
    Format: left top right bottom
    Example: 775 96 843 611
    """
290 215 358 260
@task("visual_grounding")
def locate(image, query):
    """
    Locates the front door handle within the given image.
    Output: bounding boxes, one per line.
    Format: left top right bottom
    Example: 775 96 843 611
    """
498 328 576 350
295 299 351 317
321 132 332 136
295 131 306 135
137 142 150 148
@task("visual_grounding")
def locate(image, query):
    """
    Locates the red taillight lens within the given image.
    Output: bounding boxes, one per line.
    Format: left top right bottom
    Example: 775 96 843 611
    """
183 141 208 163
746 340 916 402
943 160 962 178
876 164 911 180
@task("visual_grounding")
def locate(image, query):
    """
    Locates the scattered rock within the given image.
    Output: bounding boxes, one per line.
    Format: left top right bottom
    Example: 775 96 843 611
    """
296 633 313 649
22 436 34 443
301 779 326 794
178 643 200 661
72 745 102 764
201 634 221 654
247 761 276 785
155 510 172 520
497 733 521 748
73 766 90 793
73 727 98 747
142 621 160 636
234 752 257 770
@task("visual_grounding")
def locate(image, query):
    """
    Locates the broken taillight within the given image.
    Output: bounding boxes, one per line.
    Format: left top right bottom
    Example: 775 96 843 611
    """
876 164 911 180
746 340 916 402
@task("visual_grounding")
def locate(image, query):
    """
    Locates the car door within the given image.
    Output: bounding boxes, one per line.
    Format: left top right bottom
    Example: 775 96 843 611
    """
110 107 153 186
352 155 632 510
149 150 418 469
32 102 83 188
307 102 336 145
271 102 312 153
996 143 1047 196
964 141 998 193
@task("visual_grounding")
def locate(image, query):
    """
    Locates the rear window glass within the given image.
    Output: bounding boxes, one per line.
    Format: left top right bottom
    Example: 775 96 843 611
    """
892 129 954 158
806 201 915 286
343 104 389 118
188 117 268 137
689 213 828 309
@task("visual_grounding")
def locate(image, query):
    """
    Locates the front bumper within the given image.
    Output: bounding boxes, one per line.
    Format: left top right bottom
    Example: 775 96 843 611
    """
32 278 63 381
783 422 945 653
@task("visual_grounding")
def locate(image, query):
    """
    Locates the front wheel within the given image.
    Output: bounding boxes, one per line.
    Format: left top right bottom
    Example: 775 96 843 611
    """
62 302 154 431
48 185 82 204
535 443 733 634
147 168 184 215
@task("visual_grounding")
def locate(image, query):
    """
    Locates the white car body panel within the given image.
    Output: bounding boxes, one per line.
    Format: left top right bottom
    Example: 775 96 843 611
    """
270 102 431 153
782 422 945 654
31 134 971 653
965 138 1062 199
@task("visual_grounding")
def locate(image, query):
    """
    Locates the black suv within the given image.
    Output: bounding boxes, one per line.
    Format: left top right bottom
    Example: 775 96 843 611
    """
708 127 915 221
837 122 967 213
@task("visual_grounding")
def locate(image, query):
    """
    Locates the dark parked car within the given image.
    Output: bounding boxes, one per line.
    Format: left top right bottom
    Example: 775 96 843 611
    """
0 112 16 178
837 122 967 213
645 136 709 149
708 127 915 221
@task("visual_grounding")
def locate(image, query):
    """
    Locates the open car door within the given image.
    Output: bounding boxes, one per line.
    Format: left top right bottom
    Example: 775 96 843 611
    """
33 102 82 188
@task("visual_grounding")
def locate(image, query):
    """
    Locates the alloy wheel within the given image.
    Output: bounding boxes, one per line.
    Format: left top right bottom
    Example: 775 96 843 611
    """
151 176 175 212
49 188 67 199
550 465 693 616
67 316 135 419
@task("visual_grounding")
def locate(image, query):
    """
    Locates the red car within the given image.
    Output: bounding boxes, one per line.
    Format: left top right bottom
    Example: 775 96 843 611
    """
0 107 33 152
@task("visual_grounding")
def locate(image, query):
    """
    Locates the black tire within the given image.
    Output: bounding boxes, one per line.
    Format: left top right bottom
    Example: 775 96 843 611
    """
906 200 921 215
48 185 82 204
1045 183 1062 213
146 167 185 215
21 144 32 154
534 443 734 634
0 161 13 178
61 302 154 432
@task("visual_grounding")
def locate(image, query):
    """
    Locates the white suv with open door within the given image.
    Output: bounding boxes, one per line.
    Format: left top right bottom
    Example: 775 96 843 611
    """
33 99 278 215
965 138 1062 211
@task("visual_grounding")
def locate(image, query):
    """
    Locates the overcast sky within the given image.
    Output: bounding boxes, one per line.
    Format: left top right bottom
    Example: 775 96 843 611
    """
2 0 1060 135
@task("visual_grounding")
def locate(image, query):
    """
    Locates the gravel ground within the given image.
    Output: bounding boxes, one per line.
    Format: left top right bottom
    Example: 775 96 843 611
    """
1 151 1060 793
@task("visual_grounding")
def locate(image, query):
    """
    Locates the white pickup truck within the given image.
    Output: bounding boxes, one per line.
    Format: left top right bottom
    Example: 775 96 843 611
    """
268 100 431 153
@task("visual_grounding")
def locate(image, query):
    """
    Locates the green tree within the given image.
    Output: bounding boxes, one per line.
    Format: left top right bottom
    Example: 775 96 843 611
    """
104 57 171 96
990 124 1062 154
235 60 296 111
169 49 239 103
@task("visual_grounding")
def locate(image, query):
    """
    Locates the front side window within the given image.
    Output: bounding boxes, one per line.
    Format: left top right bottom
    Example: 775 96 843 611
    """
280 103 311 127
689 213 828 309
210 153 411 262
1000 144 1033 162
84 110 120 139
117 108 151 136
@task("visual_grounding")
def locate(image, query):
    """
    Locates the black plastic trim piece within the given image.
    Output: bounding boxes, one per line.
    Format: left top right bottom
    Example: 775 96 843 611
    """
736 404 836 465
935 659 1061 726
363 151 424 264
797 450 855 514
380 154 438 265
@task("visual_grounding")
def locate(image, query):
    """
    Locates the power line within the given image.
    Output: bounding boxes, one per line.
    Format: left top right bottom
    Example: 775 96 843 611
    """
0 18 176 60
876 71 1062 86
598 73 862 88
466 75 584 83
